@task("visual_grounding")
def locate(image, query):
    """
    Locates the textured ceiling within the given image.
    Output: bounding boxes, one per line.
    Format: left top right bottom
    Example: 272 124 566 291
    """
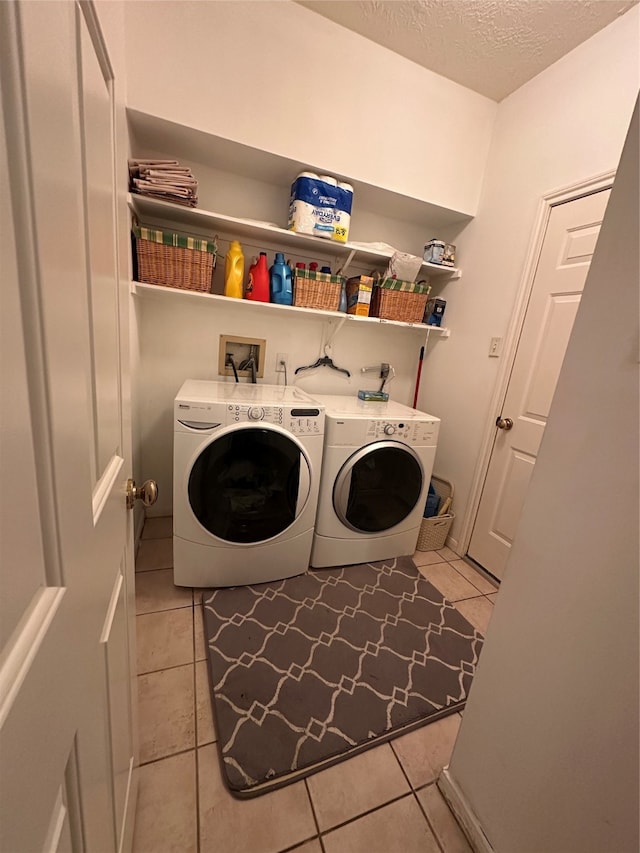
297 0 637 100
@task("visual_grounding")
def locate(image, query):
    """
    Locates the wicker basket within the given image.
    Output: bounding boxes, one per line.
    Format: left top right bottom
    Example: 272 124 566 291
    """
293 269 343 310
416 475 455 551
370 278 431 323
133 222 217 293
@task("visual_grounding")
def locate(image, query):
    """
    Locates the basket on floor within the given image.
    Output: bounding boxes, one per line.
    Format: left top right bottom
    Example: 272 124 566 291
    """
370 277 431 323
293 268 344 310
416 475 455 551
133 222 217 293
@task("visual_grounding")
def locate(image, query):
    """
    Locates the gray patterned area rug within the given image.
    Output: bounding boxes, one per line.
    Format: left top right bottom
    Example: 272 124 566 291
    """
202 556 483 798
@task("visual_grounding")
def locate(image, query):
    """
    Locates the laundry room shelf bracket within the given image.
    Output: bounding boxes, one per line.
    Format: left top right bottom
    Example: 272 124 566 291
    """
338 249 357 277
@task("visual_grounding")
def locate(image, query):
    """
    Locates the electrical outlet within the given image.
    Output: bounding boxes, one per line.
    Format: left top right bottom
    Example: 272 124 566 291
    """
275 352 289 373
489 336 503 358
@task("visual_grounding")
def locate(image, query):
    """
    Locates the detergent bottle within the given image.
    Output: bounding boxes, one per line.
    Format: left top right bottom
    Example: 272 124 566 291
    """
245 252 270 302
270 252 293 305
338 280 347 313
224 240 244 298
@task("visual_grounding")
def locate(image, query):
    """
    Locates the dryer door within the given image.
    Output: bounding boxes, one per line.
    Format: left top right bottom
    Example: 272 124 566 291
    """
334 441 424 533
188 427 311 543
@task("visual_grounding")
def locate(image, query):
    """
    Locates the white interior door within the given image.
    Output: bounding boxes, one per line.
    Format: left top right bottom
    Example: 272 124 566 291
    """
0 2 137 851
469 189 611 580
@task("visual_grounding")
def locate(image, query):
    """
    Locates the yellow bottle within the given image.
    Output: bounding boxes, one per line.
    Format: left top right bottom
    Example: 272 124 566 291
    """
224 240 245 298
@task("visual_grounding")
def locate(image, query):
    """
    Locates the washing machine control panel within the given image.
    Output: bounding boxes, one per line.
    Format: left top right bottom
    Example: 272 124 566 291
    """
226 405 323 435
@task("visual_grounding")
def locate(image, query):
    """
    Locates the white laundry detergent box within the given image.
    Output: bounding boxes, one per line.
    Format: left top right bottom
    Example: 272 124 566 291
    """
287 172 353 243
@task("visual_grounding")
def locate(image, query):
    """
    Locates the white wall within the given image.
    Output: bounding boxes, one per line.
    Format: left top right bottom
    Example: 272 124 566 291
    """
444 99 639 853
123 0 495 217
419 7 640 549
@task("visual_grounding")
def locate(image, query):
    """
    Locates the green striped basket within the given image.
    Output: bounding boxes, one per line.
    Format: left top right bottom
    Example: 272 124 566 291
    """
370 277 432 323
133 222 217 292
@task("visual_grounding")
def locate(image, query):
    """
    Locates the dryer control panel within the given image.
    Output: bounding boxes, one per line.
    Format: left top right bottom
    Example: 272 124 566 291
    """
365 420 438 444
226 404 323 435
328 418 439 446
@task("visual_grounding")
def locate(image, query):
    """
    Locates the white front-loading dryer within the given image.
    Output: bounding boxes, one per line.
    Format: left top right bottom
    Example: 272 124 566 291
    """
173 380 324 587
309 395 440 568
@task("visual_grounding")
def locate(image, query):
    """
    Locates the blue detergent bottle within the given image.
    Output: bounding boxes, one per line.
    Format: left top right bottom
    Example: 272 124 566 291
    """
270 252 293 305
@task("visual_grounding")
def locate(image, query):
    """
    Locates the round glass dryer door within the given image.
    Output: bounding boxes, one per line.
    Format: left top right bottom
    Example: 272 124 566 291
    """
333 441 423 533
188 427 310 544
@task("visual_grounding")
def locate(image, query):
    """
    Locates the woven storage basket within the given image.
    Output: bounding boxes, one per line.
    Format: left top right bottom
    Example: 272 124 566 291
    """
416 475 455 551
293 269 343 310
133 222 217 293
370 278 431 323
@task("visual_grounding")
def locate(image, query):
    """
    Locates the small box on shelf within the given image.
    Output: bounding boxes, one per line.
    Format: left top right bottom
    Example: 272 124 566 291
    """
423 239 456 267
345 275 373 317
423 297 447 327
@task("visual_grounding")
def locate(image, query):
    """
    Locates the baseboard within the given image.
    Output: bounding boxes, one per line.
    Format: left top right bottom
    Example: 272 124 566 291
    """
438 768 494 853
118 758 138 853
445 534 461 556
133 504 145 553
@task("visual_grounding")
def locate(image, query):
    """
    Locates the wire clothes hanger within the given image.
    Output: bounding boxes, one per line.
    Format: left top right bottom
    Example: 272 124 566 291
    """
294 346 351 377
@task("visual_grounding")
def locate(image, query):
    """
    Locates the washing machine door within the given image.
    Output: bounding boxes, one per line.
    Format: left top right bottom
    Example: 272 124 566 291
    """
187 426 311 544
333 440 424 533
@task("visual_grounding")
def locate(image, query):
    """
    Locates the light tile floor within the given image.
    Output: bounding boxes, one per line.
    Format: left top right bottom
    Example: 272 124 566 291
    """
132 518 498 853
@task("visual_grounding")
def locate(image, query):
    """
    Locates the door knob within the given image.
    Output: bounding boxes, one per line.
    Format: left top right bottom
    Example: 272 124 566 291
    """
126 478 159 510
495 416 514 431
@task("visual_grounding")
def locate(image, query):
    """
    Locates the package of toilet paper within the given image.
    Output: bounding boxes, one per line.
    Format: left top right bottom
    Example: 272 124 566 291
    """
287 172 353 243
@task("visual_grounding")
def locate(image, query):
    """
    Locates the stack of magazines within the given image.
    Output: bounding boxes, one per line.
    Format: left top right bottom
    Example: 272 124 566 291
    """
128 159 198 207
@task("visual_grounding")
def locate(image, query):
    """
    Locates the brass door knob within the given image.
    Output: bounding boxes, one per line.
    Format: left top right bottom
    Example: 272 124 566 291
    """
126 478 159 510
495 416 514 431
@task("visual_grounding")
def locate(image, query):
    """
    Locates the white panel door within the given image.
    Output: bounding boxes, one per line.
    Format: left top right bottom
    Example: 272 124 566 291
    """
469 189 610 580
0 3 137 851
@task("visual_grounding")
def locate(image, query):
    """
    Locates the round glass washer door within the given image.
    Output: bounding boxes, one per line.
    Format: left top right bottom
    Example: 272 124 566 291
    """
333 440 424 533
188 427 311 544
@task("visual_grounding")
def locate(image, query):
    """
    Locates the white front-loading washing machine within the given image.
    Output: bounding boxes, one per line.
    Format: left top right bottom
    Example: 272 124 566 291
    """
309 395 440 568
173 380 325 587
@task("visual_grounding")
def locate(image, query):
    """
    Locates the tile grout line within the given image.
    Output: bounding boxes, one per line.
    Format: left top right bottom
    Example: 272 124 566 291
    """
445 557 499 596
277 834 323 853
317 791 420 843
136 601 194 617
137 744 196 769
136 595 197 769
442 564 498 604
387 740 446 853
134 564 173 574
302 777 325 853
449 592 492 604
415 557 492 602
413 783 447 853
137 657 197 678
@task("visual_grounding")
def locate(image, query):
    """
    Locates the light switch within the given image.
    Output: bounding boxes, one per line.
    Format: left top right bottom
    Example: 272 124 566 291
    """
489 336 503 358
